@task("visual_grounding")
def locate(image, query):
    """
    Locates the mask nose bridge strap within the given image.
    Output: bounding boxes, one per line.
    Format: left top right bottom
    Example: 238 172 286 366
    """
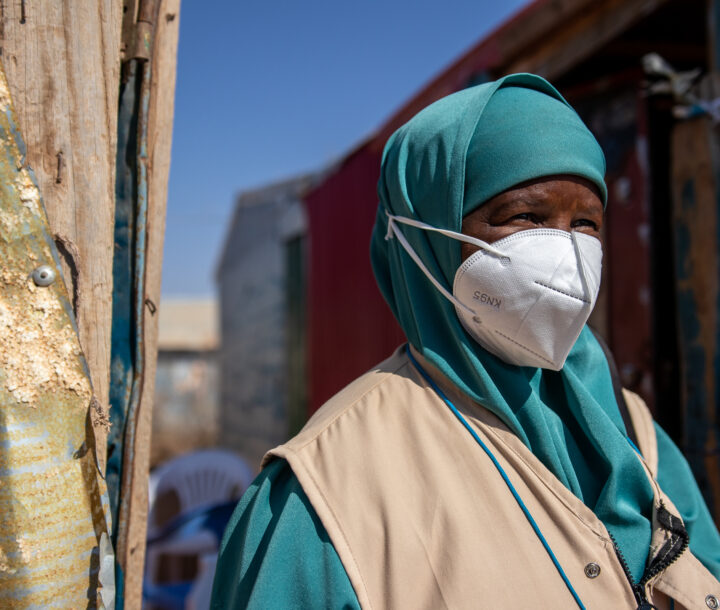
571 231 591 301
385 212 476 317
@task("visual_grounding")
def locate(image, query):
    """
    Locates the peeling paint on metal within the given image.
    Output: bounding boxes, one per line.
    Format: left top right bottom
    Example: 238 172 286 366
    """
0 274 90 406
108 47 152 605
0 59 113 607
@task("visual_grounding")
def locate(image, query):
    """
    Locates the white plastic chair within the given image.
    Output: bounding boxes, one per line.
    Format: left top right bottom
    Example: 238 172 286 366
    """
144 449 255 610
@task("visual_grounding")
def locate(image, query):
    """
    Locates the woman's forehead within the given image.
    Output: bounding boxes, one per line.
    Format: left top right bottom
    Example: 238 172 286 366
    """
466 176 604 219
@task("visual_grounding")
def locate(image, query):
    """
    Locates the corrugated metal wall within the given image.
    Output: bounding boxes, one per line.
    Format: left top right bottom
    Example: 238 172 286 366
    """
304 148 405 412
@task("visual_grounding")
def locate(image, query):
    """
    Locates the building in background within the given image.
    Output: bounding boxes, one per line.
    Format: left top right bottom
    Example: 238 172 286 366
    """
152 299 220 467
216 174 318 469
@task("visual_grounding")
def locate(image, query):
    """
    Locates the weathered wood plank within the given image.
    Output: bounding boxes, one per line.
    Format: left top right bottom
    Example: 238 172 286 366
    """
671 114 720 522
0 1 122 466
506 0 671 81
119 1 180 606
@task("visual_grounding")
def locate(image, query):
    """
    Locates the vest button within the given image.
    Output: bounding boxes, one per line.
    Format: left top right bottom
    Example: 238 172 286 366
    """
706 594 719 609
584 563 601 578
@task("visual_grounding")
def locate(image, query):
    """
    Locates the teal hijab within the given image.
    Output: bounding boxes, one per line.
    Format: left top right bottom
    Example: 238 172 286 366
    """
370 73 654 581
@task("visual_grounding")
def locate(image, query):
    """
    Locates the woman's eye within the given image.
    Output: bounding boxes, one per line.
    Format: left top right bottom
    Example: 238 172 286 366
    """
511 213 538 222
573 218 599 230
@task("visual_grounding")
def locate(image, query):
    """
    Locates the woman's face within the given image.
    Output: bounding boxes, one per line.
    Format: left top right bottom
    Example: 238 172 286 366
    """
460 175 604 261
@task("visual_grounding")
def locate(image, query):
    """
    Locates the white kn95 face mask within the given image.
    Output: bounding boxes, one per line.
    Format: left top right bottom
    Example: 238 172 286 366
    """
385 212 603 370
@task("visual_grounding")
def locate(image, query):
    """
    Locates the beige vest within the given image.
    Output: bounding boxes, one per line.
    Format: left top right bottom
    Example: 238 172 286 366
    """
266 347 720 609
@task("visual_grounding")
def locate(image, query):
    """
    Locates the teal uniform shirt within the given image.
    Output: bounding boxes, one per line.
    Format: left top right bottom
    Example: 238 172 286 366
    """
211 458 360 609
211 422 720 608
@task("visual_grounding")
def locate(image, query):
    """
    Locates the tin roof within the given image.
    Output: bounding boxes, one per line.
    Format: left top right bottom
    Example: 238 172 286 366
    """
157 298 218 351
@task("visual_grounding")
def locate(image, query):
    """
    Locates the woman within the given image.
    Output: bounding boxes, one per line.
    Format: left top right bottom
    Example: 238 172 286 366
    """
211 74 720 609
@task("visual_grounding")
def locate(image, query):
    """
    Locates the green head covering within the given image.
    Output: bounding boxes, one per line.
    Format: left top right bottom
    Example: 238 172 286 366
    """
370 74 654 580
464 84 607 212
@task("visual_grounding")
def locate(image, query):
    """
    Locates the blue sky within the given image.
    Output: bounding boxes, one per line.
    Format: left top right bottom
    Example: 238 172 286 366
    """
162 0 529 297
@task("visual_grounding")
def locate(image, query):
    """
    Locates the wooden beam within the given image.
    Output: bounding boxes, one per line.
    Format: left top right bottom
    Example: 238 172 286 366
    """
601 40 706 63
505 0 672 81
671 87 720 522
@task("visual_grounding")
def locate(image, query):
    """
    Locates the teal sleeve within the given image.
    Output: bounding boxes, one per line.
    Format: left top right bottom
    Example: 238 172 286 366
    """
210 458 361 610
655 422 720 578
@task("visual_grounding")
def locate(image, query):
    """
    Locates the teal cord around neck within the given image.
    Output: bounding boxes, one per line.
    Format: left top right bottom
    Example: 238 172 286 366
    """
406 346 586 610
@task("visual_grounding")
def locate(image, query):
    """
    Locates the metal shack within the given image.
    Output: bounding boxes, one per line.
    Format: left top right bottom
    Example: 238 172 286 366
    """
302 0 720 518
216 174 318 468
152 299 220 467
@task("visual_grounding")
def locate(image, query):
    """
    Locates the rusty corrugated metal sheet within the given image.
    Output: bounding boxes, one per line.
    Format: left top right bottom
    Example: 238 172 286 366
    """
304 148 406 412
0 59 113 607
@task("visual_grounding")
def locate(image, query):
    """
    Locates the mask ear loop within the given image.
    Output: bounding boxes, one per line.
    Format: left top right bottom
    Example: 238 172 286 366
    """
386 212 507 259
385 214 476 316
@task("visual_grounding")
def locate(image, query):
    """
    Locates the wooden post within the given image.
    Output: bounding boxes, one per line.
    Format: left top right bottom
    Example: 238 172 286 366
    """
663 0 720 525
671 108 720 522
0 1 180 606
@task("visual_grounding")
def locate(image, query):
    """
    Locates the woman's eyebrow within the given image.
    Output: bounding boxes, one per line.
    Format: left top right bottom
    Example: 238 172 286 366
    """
489 196 549 214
